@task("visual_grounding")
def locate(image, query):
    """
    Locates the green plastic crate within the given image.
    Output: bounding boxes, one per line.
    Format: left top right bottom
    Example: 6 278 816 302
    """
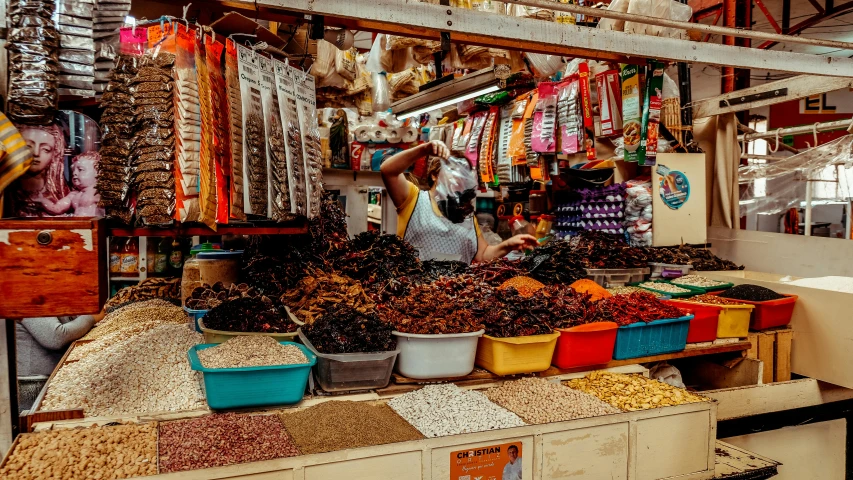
188 341 315 409
630 281 696 298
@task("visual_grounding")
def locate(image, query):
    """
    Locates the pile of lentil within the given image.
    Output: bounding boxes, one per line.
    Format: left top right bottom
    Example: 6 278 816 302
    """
569 278 612 301
499 276 545 297
592 292 686 326
637 281 692 294
0 423 158 480
158 413 300 472
687 294 746 306
566 372 708 411
719 284 785 301
41 325 206 416
670 275 730 288
606 286 664 297
485 378 620 424
83 299 187 340
279 401 424 454
202 296 298 333
198 336 309 369
388 384 526 437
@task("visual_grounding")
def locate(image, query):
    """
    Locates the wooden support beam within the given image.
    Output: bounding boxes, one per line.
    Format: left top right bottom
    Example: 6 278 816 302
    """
693 75 853 118
218 0 853 77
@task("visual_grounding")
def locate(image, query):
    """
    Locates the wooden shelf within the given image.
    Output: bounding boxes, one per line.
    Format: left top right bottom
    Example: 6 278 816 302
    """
390 340 752 387
108 220 308 237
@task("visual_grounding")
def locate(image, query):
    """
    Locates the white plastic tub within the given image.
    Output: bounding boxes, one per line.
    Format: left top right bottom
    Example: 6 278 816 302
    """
392 330 485 379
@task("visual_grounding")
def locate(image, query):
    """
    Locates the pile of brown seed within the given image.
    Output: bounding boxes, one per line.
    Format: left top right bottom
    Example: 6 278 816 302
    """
82 299 187 340
0 423 157 479
484 378 620 424
198 336 308 369
279 401 424 454
158 413 300 472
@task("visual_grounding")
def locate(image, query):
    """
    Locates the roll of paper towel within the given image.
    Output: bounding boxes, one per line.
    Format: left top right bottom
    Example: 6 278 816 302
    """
386 127 403 143
402 126 419 143
371 128 388 143
354 125 371 143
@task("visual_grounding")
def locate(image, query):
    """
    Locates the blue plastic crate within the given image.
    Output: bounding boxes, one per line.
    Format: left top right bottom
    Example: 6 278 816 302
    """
184 307 208 333
612 315 693 360
188 341 316 409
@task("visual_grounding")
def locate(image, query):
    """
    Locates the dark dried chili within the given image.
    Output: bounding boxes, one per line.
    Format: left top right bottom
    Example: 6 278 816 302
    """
378 278 487 334
202 296 298 333
301 305 396 354
570 231 648 269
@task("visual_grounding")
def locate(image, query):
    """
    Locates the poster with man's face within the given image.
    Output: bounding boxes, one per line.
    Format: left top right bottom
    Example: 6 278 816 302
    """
451 442 523 480
6 111 104 218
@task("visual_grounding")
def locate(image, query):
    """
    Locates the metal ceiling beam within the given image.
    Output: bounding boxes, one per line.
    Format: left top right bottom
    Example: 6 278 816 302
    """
758 1 853 49
693 74 853 118
221 0 853 77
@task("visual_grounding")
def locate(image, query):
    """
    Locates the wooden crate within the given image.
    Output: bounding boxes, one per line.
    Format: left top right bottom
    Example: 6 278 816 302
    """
0 218 107 318
13 401 717 480
745 327 793 384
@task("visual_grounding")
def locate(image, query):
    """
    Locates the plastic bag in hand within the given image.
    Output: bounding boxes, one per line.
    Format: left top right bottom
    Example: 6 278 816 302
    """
435 155 478 223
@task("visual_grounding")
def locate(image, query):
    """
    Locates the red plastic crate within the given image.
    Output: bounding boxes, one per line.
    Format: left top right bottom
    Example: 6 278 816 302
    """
714 294 798 330
663 301 720 343
552 322 618 369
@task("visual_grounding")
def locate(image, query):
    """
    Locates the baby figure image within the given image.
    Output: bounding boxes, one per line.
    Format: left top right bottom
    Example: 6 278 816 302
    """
37 152 105 217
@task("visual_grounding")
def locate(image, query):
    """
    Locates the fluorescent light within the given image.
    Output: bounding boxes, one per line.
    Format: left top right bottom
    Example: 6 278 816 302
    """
396 85 500 120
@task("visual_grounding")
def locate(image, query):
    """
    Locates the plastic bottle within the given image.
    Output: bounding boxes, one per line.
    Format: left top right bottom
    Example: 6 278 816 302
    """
169 239 184 277
120 238 139 277
109 238 123 275
154 238 169 275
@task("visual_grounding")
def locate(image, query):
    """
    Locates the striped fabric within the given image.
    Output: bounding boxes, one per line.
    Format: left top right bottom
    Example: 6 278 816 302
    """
0 113 34 216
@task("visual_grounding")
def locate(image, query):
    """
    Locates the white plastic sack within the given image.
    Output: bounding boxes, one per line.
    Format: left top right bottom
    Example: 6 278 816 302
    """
597 0 630 32
649 362 686 389
366 34 387 73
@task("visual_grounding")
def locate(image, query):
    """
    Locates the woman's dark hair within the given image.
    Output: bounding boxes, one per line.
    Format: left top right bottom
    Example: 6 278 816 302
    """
407 157 443 190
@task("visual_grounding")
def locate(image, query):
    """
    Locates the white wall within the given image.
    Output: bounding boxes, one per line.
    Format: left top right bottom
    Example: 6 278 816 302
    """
724 420 846 480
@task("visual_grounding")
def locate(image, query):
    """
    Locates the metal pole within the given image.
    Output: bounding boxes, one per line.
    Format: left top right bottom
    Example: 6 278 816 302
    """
805 179 814 236
738 119 853 141
500 0 853 51
846 201 852 240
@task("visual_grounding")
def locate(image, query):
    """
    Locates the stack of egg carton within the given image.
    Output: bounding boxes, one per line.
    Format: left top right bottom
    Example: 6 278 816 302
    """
555 183 626 239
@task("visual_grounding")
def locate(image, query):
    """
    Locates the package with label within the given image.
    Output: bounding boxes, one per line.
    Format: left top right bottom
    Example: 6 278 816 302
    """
258 55 292 221
291 66 324 219
236 43 268 216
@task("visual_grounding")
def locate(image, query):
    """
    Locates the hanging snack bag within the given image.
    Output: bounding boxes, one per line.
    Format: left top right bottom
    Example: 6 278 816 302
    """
621 64 643 162
479 106 499 184
225 38 245 221
194 33 217 229
531 82 557 153
236 43 267 216
173 24 200 223
205 37 231 224
595 69 623 138
641 62 664 166
290 65 325 219
558 76 581 155
495 102 515 184
507 92 531 165
274 59 307 216
258 55 292 221
453 116 473 156
578 62 596 159
464 110 488 168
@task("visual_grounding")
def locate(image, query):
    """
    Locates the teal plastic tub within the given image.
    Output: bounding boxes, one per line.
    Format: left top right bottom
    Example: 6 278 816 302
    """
184 307 208 333
188 341 315 409
612 315 693 360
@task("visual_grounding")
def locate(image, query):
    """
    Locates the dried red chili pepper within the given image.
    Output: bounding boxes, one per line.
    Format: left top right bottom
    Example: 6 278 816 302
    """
592 292 687 326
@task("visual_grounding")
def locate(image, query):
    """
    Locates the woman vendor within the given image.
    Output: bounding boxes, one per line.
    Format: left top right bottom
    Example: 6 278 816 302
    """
381 140 537 264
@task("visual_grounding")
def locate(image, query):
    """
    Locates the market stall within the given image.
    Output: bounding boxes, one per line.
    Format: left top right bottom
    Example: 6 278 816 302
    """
6 0 852 478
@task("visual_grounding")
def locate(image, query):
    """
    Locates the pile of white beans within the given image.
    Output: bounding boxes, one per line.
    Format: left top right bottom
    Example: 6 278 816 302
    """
388 384 526 438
